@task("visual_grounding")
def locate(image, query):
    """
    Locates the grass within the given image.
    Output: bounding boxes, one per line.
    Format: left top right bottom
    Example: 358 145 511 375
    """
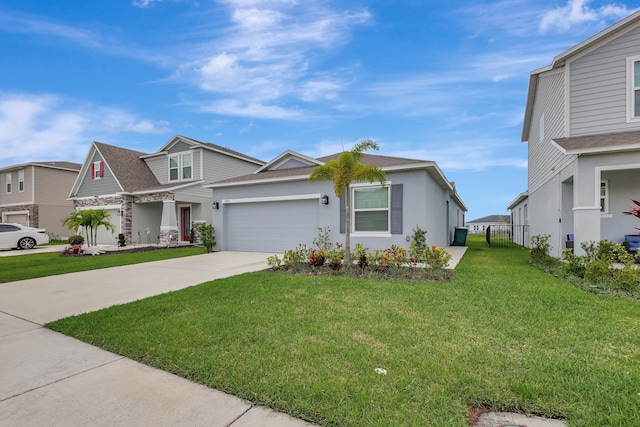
0 246 204 283
47 235 640 426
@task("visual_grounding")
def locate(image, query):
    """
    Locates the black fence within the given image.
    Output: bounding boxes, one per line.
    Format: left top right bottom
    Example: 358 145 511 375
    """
486 225 530 248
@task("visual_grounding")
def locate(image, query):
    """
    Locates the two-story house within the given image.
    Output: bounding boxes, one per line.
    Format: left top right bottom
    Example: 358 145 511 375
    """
68 135 264 246
514 10 640 257
0 162 81 239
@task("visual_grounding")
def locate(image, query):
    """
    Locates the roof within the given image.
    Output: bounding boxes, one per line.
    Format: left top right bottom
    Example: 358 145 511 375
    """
205 151 468 212
146 135 264 166
552 129 640 154
94 142 165 193
466 215 510 224
507 191 528 211
522 10 640 142
0 161 81 173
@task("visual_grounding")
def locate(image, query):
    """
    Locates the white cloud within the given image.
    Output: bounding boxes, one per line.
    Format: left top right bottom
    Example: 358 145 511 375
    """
539 0 635 33
200 99 303 119
0 93 171 166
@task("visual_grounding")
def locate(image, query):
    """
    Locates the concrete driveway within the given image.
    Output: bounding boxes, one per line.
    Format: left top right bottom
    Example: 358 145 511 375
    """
0 251 316 426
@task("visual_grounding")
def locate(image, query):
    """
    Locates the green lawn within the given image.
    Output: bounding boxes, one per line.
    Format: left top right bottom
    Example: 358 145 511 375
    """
47 236 640 426
0 246 204 283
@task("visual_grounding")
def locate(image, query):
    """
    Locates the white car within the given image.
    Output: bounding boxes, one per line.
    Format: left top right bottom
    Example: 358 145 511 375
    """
0 223 50 250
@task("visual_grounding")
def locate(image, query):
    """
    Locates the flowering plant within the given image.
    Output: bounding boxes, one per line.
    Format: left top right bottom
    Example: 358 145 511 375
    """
622 199 640 233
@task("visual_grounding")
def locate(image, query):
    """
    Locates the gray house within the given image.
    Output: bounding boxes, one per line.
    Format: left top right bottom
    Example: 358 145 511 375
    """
69 135 263 245
0 161 81 239
517 10 640 257
205 150 467 253
465 215 510 235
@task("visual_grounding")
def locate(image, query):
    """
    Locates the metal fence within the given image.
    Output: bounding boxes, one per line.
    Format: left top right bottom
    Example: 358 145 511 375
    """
486 225 530 248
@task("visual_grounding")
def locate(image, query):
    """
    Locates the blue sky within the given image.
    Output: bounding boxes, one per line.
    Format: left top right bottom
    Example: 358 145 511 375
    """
1 0 638 220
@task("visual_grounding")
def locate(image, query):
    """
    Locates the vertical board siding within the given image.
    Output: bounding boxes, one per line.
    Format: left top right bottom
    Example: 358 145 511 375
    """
570 24 640 135
528 70 570 193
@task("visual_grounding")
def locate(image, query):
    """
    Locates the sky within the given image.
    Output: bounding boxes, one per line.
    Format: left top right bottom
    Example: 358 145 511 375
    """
1 0 639 221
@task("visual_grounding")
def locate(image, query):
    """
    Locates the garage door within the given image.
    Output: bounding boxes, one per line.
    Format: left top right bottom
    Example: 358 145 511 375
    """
95 209 120 245
225 199 319 252
4 213 29 226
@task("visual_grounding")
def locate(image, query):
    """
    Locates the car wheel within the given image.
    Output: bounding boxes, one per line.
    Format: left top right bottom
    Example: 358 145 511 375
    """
18 237 36 250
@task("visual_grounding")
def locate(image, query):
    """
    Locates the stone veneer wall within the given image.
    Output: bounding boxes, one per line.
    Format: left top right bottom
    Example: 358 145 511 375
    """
0 204 39 227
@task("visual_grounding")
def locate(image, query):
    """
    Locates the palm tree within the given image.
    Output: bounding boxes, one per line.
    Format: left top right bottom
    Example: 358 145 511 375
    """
62 210 90 243
309 139 386 268
62 209 115 246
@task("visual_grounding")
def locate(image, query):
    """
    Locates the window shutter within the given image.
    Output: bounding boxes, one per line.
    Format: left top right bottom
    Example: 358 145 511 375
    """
91 163 95 180
99 162 104 178
339 192 346 234
390 184 403 234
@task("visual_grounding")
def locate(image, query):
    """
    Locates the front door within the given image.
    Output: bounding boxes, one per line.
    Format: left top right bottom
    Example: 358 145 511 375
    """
180 206 191 242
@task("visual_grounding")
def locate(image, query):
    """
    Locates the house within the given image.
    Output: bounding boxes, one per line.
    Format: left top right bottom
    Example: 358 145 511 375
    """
517 10 640 257
205 150 467 253
68 135 264 245
0 161 81 239
465 215 510 234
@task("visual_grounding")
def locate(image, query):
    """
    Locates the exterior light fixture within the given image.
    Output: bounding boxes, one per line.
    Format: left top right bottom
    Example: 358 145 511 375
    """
321 195 329 205
212 201 219 210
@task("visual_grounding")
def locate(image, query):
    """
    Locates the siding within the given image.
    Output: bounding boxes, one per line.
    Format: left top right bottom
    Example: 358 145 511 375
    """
0 167 32 205
168 140 192 154
570 24 640 135
34 167 77 206
202 150 261 183
75 152 121 197
146 147 201 184
528 70 572 193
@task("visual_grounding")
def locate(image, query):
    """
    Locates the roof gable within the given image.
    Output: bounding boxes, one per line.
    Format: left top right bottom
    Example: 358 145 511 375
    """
149 135 264 166
254 150 322 173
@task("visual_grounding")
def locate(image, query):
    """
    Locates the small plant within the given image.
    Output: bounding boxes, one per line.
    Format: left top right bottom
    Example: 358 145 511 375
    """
327 243 344 270
530 234 551 263
352 243 368 269
622 199 640 233
409 225 428 260
283 244 309 271
309 249 327 268
197 224 215 253
267 254 282 269
422 245 452 269
68 235 85 245
312 227 332 251
117 233 126 247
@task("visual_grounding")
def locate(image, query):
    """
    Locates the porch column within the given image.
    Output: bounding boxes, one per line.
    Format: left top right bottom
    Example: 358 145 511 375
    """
573 166 600 256
160 199 178 246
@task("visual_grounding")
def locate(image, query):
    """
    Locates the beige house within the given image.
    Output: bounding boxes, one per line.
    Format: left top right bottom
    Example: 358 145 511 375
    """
0 162 81 239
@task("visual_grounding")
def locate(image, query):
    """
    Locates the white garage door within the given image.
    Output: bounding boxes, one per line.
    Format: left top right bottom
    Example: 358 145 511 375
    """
5 213 29 226
225 199 319 252
95 209 120 245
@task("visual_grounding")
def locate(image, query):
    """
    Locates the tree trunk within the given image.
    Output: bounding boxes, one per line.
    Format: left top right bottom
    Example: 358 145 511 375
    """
344 192 351 269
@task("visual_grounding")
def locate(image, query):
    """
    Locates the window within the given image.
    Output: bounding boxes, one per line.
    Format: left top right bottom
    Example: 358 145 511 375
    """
18 169 24 192
182 153 192 180
627 57 640 121
353 186 389 232
91 161 104 180
600 180 609 213
169 156 179 181
5 173 11 193
169 153 193 182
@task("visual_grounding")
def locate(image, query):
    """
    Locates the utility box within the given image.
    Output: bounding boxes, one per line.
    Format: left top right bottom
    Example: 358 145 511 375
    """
452 226 468 246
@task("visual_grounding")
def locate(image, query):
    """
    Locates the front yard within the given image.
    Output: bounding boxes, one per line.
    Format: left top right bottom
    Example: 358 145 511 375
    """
47 236 640 426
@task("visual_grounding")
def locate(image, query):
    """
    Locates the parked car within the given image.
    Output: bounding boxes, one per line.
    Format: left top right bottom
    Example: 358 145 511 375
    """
0 223 50 250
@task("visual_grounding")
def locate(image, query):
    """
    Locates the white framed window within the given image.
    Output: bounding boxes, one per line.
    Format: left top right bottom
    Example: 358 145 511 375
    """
169 153 193 182
169 155 179 181
92 161 103 180
600 180 609 214
352 185 389 233
182 153 192 180
18 169 24 192
5 172 11 194
626 56 640 122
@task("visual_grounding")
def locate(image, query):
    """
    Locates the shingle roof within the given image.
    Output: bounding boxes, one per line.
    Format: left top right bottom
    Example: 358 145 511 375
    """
94 142 164 192
553 129 640 154
200 142 264 165
0 161 81 172
467 215 510 224
208 153 431 186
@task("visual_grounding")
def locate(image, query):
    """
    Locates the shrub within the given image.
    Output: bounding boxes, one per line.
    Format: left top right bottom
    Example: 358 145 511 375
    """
197 224 215 253
117 233 126 247
283 244 309 271
530 234 551 263
309 249 327 268
266 254 282 269
327 244 344 270
352 243 369 269
612 267 640 292
68 235 85 245
422 245 452 269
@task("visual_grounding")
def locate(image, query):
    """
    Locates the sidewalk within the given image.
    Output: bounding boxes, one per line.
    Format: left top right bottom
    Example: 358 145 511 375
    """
0 251 317 426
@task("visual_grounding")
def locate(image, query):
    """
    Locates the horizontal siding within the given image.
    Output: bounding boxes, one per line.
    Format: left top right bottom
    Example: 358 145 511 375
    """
34 167 77 206
570 24 640 135
145 156 167 184
0 167 32 205
202 150 261 183
528 70 573 193
75 152 121 197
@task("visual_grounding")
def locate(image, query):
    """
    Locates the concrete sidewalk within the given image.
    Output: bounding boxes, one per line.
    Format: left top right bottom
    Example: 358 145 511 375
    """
0 251 317 426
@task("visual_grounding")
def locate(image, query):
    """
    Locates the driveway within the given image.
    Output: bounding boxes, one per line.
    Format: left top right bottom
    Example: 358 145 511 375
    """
0 251 316 426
